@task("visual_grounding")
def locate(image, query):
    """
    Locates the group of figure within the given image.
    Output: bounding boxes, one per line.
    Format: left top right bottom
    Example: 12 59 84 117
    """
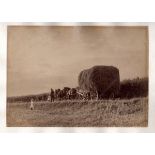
29 87 115 110
49 87 93 102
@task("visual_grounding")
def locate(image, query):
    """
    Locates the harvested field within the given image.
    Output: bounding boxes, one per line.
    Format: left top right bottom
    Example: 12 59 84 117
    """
7 97 148 127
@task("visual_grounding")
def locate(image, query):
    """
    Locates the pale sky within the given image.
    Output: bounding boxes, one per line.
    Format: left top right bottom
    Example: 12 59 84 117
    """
7 26 148 96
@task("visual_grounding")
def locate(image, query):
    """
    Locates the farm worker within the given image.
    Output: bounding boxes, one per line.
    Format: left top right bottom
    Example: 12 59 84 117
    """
30 99 34 110
50 88 54 102
47 95 51 101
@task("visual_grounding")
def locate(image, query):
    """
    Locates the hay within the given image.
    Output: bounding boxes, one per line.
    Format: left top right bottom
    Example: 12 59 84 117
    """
78 66 120 98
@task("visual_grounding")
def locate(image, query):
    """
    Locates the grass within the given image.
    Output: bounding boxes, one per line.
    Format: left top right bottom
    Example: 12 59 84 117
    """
7 97 148 127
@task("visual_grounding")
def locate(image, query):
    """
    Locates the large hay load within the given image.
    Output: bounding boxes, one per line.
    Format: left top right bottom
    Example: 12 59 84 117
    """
78 66 120 99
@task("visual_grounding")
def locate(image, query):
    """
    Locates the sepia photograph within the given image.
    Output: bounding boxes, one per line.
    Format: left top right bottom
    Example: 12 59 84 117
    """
7 25 148 127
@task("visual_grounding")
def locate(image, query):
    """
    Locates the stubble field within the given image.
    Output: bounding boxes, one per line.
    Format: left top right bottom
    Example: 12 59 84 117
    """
7 97 148 127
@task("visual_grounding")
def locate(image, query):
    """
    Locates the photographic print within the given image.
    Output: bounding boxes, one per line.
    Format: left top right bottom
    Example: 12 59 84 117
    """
7 25 148 127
